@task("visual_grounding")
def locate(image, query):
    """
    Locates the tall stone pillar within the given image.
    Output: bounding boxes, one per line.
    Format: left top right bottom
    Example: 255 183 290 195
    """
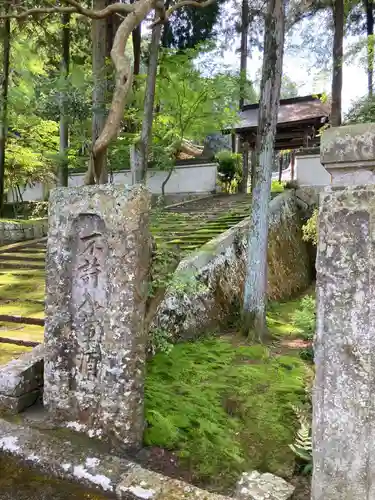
312 123 375 499
43 184 151 452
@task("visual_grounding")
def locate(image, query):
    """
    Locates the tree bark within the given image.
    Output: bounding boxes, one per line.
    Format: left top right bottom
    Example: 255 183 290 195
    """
290 150 295 180
132 25 142 77
239 141 249 193
331 0 344 126
239 0 249 110
161 166 173 196
87 0 108 185
85 0 155 184
57 12 70 188
238 0 249 193
242 0 285 341
366 0 374 96
278 152 283 183
250 147 256 192
0 3 10 216
132 21 162 184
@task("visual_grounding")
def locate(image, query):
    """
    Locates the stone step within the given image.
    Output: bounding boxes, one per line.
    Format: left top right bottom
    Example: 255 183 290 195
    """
0 254 45 262
0 261 45 270
0 336 40 347
0 314 44 326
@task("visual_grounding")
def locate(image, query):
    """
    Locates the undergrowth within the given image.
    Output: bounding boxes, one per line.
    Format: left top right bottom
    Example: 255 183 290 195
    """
144 338 308 490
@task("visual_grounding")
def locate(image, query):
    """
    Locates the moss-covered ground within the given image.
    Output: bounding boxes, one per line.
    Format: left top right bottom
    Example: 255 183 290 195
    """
143 289 315 493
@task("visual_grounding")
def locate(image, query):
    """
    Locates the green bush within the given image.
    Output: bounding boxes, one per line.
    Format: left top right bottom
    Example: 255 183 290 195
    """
215 150 242 193
271 180 285 193
302 209 318 246
145 339 307 488
292 295 316 340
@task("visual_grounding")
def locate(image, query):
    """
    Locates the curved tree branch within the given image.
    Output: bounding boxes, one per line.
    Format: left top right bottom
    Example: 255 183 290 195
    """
0 0 135 20
88 0 155 182
151 0 215 25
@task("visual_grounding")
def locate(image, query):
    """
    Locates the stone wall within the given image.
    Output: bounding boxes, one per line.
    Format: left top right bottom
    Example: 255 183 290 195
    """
0 345 44 413
153 191 311 340
0 218 48 245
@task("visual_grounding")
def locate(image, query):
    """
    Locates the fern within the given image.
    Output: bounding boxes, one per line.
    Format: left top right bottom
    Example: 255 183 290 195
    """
289 404 312 473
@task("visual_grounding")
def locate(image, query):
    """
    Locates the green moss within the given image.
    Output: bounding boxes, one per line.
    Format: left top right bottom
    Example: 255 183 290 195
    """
0 301 44 318
145 338 307 490
0 343 31 365
0 259 45 268
0 322 43 342
267 287 316 338
0 272 45 301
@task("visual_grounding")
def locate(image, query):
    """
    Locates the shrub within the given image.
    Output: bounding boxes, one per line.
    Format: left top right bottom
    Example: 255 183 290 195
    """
302 209 318 246
271 180 285 193
215 150 242 193
292 295 316 341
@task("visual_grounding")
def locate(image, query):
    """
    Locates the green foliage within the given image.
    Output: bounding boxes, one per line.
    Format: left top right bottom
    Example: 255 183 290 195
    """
292 296 316 341
151 327 174 355
345 94 375 124
302 209 318 246
162 0 226 50
271 180 285 193
289 404 312 475
215 150 242 193
145 339 307 487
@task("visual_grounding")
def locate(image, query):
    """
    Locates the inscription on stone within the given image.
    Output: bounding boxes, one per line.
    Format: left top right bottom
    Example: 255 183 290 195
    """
70 214 107 393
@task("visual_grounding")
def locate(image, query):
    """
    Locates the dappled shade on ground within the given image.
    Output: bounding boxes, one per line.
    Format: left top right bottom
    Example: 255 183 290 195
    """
143 292 314 494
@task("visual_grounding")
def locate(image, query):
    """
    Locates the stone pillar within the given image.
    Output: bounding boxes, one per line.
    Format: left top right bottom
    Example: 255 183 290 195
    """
43 184 151 452
320 122 375 185
312 123 375 499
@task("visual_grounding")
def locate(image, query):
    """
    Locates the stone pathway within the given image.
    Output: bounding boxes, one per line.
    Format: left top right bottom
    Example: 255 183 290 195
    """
0 238 46 352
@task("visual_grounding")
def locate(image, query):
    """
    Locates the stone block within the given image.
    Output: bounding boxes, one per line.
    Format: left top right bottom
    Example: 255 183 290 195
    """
234 471 294 500
116 464 231 500
0 390 40 413
0 344 44 398
43 184 151 451
313 184 375 499
321 123 375 185
0 417 234 499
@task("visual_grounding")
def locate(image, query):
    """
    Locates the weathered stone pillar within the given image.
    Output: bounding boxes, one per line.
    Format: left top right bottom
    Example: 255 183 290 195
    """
312 123 375 499
43 185 151 451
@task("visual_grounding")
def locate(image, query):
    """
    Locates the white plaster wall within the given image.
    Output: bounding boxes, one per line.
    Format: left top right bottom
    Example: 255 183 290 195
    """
296 154 331 187
7 164 217 202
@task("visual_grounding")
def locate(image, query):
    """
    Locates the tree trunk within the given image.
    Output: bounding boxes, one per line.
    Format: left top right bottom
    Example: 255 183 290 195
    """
250 147 256 192
132 25 142 77
331 0 344 126
132 21 162 184
278 152 283 183
161 167 174 196
366 0 374 96
88 0 108 184
239 142 249 193
57 12 70 188
239 0 249 110
290 150 295 180
242 0 285 341
161 0 171 48
238 0 250 193
0 4 10 216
